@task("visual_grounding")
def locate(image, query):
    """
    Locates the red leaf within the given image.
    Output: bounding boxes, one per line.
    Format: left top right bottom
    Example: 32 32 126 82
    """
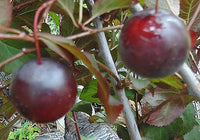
179 0 199 23
97 83 123 123
141 88 193 126
190 30 198 50
40 35 123 123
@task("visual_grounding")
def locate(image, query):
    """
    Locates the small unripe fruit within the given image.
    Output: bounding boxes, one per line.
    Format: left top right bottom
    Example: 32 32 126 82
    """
119 9 190 78
10 58 77 123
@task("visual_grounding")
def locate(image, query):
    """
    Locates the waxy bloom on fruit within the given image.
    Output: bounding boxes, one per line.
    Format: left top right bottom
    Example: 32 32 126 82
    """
10 58 77 123
119 9 190 78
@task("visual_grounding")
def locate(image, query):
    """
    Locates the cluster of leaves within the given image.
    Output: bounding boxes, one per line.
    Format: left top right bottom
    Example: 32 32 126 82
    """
8 122 39 140
0 0 199 140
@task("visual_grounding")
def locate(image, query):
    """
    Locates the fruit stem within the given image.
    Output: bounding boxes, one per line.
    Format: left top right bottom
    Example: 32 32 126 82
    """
72 111 82 140
33 0 57 65
33 5 44 65
155 0 160 14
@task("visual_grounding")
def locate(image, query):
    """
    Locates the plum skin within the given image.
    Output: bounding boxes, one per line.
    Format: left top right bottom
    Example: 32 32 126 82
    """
119 9 190 78
10 58 77 123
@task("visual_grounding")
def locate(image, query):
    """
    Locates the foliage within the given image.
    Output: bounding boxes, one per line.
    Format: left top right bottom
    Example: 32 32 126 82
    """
0 0 199 139
8 122 39 140
141 103 197 140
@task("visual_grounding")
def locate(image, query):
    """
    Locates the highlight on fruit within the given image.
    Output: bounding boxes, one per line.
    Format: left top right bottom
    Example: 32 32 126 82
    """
10 58 77 123
119 9 191 78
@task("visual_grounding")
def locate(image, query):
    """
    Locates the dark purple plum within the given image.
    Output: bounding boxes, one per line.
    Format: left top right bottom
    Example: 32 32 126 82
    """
10 58 77 123
119 9 190 78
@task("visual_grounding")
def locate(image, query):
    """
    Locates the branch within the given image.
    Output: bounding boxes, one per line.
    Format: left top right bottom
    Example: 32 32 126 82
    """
178 63 200 101
66 25 123 40
0 26 34 42
0 26 22 34
86 0 142 140
0 48 36 70
37 1 56 31
78 0 84 24
165 0 177 15
0 33 34 42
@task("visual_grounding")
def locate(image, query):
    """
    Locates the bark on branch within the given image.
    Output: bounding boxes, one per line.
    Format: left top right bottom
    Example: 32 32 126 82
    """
86 0 142 140
178 63 200 100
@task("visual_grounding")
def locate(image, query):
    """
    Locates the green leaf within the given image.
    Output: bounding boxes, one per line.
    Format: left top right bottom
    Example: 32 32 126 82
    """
39 37 74 65
75 64 93 86
0 115 21 140
48 11 60 27
179 103 196 136
97 84 123 123
184 125 200 140
72 101 93 116
80 79 100 103
142 103 196 139
116 124 130 140
32 126 39 132
88 115 104 123
92 0 132 19
12 1 42 30
0 40 36 73
141 124 173 140
139 0 145 6
76 35 98 50
0 100 15 119
8 131 15 139
195 117 200 125
124 87 136 100
0 0 12 33
41 23 51 33
0 89 15 118
57 0 76 26
57 0 74 15
60 15 78 36
0 122 5 130
141 118 183 140
22 122 30 128
81 135 97 140
151 75 184 90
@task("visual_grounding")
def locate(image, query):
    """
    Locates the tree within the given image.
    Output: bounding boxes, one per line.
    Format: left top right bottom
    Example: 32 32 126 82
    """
0 0 200 140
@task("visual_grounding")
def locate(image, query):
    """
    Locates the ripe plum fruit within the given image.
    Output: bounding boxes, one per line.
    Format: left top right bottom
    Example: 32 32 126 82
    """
119 9 190 78
10 58 77 123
